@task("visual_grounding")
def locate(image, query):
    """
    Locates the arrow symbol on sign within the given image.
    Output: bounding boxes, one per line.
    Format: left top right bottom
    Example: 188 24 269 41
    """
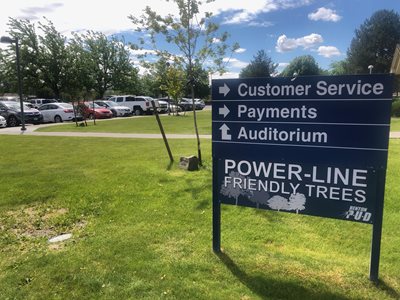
219 123 231 140
218 105 230 118
219 83 230 97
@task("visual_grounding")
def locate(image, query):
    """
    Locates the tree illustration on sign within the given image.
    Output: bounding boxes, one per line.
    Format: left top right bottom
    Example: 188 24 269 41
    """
248 190 270 208
288 193 306 213
267 193 307 213
220 171 252 205
267 195 289 211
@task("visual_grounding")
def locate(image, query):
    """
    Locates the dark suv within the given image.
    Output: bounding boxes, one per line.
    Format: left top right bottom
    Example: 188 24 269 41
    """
0 101 43 126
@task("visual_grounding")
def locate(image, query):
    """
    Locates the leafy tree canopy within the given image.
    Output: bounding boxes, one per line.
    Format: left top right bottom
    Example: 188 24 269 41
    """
280 55 321 77
239 50 277 78
130 0 239 165
347 9 400 74
329 60 349 75
129 0 239 77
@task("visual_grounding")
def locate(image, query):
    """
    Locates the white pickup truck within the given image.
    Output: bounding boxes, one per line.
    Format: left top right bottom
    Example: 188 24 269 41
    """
108 95 159 115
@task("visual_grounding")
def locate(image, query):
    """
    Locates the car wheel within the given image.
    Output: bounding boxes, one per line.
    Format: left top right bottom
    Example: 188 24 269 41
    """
54 115 62 123
8 115 18 127
134 108 142 116
112 110 117 117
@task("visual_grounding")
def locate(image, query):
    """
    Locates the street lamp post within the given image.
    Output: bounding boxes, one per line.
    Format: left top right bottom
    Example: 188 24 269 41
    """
1 36 26 131
368 65 374 74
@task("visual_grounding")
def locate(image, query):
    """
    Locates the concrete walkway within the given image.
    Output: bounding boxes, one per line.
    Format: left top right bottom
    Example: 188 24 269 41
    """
0 123 212 139
390 131 400 138
0 123 399 139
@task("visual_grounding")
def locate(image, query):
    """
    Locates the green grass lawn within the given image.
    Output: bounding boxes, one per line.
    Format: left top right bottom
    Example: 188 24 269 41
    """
36 112 399 135
36 110 212 135
391 118 400 131
0 136 399 299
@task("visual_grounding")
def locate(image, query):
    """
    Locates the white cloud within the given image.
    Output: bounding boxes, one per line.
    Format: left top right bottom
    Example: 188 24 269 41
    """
308 7 342 22
317 46 341 58
248 21 274 27
234 48 246 53
0 0 313 39
218 0 312 25
275 63 289 75
130 49 158 56
212 71 239 79
19 2 64 20
278 62 289 69
222 57 248 69
276 33 323 52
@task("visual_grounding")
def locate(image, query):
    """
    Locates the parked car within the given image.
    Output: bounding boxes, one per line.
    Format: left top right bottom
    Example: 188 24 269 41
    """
194 98 206 110
38 102 81 123
108 95 159 115
157 99 182 114
0 96 19 102
94 100 131 117
178 98 205 111
27 98 58 109
0 115 6 128
23 102 35 109
0 101 43 126
77 102 113 119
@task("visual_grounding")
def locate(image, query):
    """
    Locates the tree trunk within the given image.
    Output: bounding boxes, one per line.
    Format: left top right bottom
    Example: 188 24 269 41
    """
191 83 202 166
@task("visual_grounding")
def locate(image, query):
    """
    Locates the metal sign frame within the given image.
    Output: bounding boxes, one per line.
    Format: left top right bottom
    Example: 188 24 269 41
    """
211 74 393 282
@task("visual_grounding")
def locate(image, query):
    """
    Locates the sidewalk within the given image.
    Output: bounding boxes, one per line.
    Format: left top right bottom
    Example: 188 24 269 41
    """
0 124 212 139
390 131 400 138
0 123 399 139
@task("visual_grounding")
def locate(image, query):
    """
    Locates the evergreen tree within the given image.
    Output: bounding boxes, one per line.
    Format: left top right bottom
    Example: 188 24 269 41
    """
239 50 277 78
347 9 400 74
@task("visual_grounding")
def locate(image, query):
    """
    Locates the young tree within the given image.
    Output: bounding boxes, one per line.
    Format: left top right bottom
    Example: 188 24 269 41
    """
220 172 252 205
239 50 277 78
184 63 210 99
160 65 186 114
280 55 321 77
267 195 289 212
248 190 270 209
130 0 239 165
288 193 306 214
347 10 400 74
140 56 172 97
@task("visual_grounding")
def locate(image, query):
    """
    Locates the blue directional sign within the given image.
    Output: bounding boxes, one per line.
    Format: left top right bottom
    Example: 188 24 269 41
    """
212 74 393 224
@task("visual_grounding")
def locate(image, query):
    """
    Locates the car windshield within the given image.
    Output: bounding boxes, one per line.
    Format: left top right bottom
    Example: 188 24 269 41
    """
104 101 117 107
87 103 101 109
58 103 73 109
3 102 31 110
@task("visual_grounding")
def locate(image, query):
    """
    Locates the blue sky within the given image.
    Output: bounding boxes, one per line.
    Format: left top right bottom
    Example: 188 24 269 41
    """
1 0 399 78
208 0 400 77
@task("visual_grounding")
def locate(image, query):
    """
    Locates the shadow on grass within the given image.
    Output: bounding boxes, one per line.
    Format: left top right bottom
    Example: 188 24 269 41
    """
216 251 351 300
376 279 399 299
